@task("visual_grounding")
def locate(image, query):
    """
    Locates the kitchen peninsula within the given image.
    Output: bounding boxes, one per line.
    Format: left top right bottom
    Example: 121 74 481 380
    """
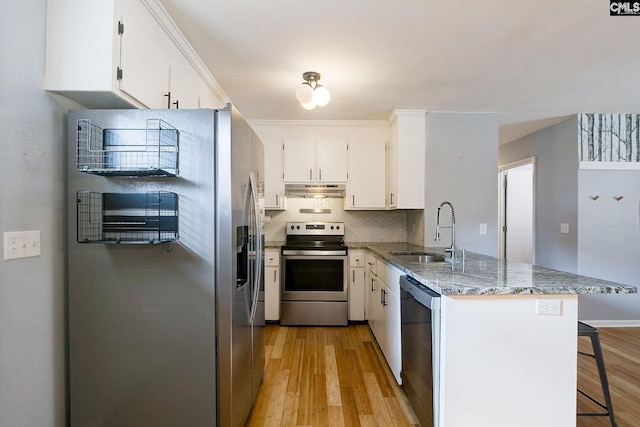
356 242 636 427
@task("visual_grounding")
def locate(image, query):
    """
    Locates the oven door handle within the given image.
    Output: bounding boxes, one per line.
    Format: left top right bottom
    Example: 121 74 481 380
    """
282 250 347 256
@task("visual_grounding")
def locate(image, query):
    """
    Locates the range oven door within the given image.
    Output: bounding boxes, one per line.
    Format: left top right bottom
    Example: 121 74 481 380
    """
281 254 348 302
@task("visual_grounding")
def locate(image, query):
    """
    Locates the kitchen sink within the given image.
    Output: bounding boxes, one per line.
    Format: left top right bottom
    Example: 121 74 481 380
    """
389 252 446 263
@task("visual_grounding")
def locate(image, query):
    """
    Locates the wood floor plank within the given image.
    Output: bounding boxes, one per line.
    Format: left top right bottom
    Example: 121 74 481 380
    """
263 369 289 427
362 341 395 398
286 337 304 394
325 345 342 407
328 405 346 427
296 348 315 425
311 373 329 425
335 347 359 388
280 391 300 427
357 414 378 427
271 323 289 359
362 371 394 427
339 386 363 427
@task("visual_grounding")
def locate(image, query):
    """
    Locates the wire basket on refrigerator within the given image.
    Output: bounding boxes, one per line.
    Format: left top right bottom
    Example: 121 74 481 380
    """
76 119 179 177
77 191 179 244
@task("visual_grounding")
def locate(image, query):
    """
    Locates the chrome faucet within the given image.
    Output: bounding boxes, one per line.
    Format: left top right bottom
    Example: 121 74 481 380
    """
435 201 456 254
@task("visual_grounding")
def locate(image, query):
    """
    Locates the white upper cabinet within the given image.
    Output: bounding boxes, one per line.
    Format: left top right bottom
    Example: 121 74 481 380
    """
264 140 285 210
198 80 223 109
45 0 224 109
316 141 348 182
166 47 200 109
386 133 398 208
282 140 315 182
345 140 386 210
118 0 172 109
282 141 347 183
387 110 426 209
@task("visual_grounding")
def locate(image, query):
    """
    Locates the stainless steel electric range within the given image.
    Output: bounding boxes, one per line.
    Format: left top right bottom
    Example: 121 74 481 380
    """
280 222 348 326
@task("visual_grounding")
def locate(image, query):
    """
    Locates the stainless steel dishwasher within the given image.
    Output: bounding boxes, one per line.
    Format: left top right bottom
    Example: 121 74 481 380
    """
400 275 441 427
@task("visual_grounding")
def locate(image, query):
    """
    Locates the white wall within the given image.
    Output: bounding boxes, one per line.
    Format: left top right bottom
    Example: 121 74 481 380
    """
424 112 499 256
577 169 640 322
499 117 579 271
0 1 74 425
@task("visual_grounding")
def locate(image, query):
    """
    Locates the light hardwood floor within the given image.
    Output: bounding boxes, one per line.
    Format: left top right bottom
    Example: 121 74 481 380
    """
246 323 419 427
247 324 640 427
577 327 640 427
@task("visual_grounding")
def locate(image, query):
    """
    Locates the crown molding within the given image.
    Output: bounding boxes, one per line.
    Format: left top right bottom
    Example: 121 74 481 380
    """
248 119 389 128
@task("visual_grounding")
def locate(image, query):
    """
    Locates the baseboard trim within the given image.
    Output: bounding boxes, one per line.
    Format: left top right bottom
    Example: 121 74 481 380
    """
580 319 640 328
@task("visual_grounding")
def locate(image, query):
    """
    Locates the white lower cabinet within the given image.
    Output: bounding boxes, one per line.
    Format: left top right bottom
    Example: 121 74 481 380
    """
366 252 402 384
379 280 401 384
264 249 280 321
366 252 378 322
349 250 366 321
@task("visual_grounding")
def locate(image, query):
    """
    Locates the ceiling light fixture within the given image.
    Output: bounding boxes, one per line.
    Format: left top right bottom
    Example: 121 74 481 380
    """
295 71 330 110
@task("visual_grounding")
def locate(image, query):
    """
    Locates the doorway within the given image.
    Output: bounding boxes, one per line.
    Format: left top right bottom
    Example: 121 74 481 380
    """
499 158 535 263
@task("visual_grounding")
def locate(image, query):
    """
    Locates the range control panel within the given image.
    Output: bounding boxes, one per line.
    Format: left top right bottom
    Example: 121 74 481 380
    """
286 222 345 236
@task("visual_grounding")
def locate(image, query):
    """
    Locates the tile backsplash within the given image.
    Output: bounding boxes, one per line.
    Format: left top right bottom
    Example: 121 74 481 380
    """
264 197 424 245
406 209 425 246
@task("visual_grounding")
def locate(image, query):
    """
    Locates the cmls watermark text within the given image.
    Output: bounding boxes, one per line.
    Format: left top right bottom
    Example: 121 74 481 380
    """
610 1 640 15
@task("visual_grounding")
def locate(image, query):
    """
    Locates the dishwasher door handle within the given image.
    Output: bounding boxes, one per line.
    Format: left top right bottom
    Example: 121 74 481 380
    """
399 275 440 309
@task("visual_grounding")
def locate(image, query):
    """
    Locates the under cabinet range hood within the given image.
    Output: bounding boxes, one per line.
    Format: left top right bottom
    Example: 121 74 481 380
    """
285 184 346 198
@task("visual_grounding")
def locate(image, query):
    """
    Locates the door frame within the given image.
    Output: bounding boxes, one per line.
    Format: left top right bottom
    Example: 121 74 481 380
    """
498 157 536 263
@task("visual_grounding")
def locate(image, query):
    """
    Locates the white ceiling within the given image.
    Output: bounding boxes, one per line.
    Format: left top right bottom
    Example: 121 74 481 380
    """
158 0 640 144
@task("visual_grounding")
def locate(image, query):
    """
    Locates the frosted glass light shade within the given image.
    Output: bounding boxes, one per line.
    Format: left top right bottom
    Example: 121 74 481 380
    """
312 85 331 107
295 83 314 104
301 101 317 110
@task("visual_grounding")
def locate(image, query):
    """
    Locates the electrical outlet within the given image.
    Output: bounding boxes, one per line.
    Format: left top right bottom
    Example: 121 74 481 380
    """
560 223 569 234
535 299 562 316
479 223 487 235
4 231 41 260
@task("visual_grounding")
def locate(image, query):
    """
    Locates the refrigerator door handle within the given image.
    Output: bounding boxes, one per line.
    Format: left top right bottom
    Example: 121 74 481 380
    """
249 171 262 322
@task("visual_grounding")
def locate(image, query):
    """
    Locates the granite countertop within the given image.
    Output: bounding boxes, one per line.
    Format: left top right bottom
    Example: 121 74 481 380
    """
348 242 637 296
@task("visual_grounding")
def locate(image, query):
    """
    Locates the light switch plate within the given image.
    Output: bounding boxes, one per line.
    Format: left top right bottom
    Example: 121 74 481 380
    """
479 223 487 235
4 231 41 260
560 223 569 234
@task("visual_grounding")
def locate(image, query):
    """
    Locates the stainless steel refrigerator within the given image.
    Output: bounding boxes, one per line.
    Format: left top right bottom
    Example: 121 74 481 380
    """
66 105 264 427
